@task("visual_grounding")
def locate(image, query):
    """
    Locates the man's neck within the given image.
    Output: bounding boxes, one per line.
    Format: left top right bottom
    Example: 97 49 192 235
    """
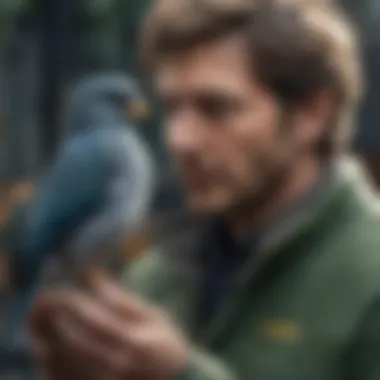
227 158 323 238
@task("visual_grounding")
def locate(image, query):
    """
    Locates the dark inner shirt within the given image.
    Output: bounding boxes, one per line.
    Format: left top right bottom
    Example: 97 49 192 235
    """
199 221 260 328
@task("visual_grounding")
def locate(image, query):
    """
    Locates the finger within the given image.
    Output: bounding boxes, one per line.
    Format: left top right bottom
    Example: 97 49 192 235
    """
88 271 153 320
43 350 104 380
55 314 130 374
29 293 61 343
54 291 134 347
31 340 80 380
33 332 122 380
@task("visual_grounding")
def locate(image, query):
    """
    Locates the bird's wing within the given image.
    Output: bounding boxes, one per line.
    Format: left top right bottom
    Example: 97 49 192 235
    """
67 128 156 268
14 137 108 287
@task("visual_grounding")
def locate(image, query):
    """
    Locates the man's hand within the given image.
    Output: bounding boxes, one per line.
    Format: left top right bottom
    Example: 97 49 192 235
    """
29 274 189 380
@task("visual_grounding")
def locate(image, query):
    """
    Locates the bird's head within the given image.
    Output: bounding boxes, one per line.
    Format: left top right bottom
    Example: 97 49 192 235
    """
64 73 150 135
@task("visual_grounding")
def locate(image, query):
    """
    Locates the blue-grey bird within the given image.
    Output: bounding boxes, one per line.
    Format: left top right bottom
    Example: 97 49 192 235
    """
13 73 156 289
0 74 156 365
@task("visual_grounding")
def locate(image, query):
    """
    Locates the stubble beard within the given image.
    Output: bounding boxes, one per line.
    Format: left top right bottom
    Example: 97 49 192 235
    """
225 158 293 233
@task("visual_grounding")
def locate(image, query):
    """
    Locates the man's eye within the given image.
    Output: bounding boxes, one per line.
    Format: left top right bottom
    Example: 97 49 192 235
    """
197 98 239 120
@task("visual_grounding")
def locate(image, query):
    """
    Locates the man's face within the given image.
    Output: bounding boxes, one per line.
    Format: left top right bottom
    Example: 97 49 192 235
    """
154 37 309 215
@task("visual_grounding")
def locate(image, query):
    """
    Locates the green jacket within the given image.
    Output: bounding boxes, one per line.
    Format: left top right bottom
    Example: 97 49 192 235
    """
122 158 380 380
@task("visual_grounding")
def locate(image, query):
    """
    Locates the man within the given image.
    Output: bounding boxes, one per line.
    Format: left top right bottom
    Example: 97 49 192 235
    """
29 0 380 379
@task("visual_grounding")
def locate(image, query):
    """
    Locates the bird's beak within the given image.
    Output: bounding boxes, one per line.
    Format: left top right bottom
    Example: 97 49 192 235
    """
126 99 150 122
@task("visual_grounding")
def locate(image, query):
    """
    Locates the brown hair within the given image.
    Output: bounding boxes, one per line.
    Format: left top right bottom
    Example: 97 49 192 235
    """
141 0 363 155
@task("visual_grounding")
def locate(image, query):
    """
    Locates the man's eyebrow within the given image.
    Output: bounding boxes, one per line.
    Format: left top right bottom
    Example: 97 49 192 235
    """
160 87 241 103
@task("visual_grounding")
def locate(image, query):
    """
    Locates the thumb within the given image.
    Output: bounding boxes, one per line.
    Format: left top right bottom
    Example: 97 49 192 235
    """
29 293 60 342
